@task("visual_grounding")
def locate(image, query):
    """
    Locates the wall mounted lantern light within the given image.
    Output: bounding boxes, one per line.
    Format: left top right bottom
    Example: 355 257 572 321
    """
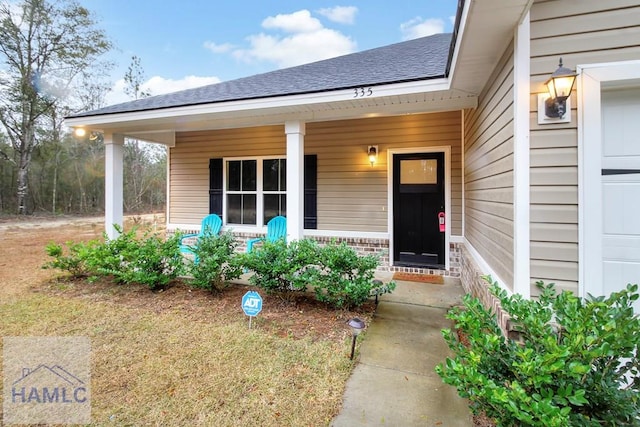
538 58 577 124
544 58 577 118
368 145 378 166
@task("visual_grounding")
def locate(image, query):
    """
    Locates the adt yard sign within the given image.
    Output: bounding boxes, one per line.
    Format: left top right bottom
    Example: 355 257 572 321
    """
242 291 263 317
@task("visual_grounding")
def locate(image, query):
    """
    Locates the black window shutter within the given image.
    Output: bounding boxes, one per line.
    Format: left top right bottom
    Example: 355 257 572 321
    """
209 158 223 216
304 154 317 229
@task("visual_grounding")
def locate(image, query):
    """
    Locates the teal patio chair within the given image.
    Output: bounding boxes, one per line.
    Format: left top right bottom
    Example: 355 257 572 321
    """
246 215 287 253
179 214 223 263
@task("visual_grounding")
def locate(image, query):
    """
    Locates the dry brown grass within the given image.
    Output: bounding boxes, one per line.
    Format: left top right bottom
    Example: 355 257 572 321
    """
0 216 373 426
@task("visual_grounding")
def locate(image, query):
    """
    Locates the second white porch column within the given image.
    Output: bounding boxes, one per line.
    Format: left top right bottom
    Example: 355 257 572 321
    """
285 121 305 241
104 133 124 239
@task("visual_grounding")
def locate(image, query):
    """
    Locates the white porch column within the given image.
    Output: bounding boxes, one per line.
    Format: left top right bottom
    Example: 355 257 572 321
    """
285 121 305 241
104 133 124 239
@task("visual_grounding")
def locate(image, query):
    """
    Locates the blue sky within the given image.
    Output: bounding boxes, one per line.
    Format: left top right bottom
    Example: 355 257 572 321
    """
79 1 459 105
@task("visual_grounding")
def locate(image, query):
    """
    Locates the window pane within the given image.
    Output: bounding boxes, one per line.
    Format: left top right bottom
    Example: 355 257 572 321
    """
227 194 241 224
280 159 286 191
280 194 286 218
242 194 256 224
264 194 279 223
263 159 279 191
242 160 257 191
400 159 438 184
227 161 240 191
264 194 286 224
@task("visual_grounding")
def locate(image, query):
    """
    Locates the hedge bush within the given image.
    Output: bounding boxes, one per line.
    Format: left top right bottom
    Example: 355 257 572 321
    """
436 277 640 426
186 232 243 292
237 238 319 294
239 238 394 308
46 231 394 309
44 226 184 290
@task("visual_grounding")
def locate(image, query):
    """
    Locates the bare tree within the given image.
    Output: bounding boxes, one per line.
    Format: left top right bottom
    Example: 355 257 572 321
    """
124 55 151 100
122 55 166 213
0 0 111 214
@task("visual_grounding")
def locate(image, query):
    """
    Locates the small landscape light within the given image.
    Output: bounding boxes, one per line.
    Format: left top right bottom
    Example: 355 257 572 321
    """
347 317 366 360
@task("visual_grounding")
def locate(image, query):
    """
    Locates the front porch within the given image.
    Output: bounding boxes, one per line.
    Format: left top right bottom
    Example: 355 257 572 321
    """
158 112 464 275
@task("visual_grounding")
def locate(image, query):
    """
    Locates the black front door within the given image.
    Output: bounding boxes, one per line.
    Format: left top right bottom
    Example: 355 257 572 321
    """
393 152 445 268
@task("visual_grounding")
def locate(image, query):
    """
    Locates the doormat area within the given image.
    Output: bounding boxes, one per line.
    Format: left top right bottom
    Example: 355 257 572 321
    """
392 272 445 284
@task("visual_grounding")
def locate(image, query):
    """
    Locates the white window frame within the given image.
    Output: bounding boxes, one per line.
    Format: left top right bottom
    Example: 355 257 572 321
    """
223 155 286 231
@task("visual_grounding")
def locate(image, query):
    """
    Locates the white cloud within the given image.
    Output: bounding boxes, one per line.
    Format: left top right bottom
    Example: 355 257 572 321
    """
229 9 356 69
105 75 221 105
317 6 358 24
233 28 355 68
400 17 445 40
203 41 234 54
262 10 323 33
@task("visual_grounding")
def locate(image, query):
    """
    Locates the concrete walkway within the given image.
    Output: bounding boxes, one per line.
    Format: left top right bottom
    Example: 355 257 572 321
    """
331 275 473 426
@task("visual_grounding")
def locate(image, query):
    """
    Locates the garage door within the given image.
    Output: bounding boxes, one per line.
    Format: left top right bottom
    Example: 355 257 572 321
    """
602 87 640 313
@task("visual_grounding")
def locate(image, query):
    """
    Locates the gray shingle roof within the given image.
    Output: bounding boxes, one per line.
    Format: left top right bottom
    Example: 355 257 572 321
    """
69 32 452 118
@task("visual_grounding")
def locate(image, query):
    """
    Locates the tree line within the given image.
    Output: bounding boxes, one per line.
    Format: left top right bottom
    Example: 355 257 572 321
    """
0 0 166 215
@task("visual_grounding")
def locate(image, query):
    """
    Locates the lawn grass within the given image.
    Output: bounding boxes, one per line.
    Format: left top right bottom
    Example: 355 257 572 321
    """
0 292 354 426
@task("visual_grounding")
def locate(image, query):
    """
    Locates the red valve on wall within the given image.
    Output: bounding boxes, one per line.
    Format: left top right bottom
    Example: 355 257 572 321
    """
438 212 446 232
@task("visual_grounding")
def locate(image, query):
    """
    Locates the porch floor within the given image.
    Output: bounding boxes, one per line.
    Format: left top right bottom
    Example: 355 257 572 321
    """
331 273 472 426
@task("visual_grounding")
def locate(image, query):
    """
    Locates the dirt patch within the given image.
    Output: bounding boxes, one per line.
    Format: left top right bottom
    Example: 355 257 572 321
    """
0 217 103 300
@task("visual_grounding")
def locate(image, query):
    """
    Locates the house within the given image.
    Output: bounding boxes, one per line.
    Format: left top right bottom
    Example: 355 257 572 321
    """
65 0 640 326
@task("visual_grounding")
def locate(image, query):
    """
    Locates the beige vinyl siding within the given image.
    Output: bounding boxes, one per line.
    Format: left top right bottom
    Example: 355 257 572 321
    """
170 126 285 224
170 113 463 236
306 112 462 233
529 0 640 293
464 42 515 290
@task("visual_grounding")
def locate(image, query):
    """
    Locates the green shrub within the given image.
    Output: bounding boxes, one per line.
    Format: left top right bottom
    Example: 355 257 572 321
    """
95 227 184 290
238 238 318 294
239 238 394 309
43 240 96 278
436 277 640 427
311 241 393 309
187 232 243 292
44 225 185 290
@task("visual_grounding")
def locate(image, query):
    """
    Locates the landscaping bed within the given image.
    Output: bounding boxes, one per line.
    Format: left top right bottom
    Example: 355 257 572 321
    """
0 215 376 426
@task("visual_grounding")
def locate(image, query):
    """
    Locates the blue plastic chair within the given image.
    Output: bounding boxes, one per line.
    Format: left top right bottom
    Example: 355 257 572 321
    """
246 216 287 252
179 214 223 263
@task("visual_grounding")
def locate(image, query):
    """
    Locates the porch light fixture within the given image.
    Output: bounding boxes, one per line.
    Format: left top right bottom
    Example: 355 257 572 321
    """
347 317 366 360
368 145 378 167
73 127 101 141
543 58 577 119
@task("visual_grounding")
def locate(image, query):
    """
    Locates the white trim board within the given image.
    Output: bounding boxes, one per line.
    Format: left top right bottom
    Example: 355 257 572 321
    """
166 224 390 240
65 78 455 129
464 237 513 297
513 11 531 298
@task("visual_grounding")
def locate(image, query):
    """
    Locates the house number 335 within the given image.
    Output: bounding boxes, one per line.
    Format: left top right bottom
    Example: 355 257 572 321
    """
353 87 373 98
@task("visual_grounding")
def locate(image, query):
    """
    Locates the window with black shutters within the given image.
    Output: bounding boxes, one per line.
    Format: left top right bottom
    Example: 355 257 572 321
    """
209 155 316 229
